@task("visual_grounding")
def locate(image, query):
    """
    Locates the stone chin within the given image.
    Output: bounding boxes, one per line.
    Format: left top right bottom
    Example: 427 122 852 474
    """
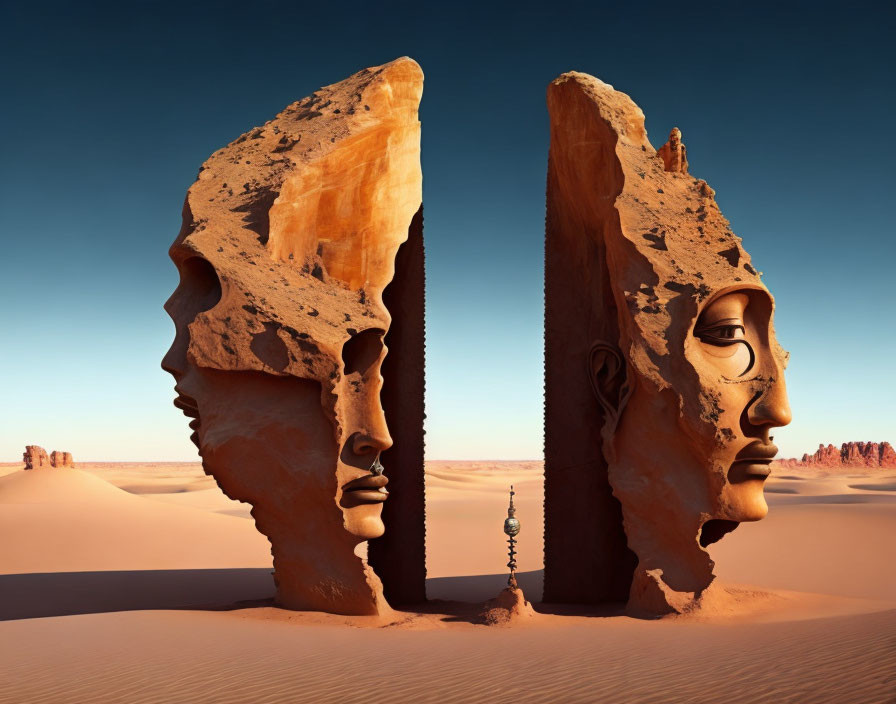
718 477 769 523
342 508 386 540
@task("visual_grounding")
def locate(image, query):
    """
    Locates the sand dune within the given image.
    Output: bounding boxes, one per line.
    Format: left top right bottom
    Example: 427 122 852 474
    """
1 461 895 703
0 467 270 574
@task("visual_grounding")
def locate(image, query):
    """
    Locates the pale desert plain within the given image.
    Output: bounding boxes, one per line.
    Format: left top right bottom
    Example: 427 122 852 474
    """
1 459 895 703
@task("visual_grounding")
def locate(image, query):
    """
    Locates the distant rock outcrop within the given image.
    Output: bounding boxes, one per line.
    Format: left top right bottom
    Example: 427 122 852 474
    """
50 451 75 468
22 446 74 469
657 127 689 174
778 442 896 469
23 446 51 469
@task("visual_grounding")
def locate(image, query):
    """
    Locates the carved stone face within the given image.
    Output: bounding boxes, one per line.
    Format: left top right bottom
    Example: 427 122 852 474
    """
160 58 423 615
161 255 393 543
546 71 792 614
690 288 791 523
606 286 791 544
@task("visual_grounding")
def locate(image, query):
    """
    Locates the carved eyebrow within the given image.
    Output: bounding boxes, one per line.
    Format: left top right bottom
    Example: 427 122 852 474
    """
341 328 385 375
695 316 742 329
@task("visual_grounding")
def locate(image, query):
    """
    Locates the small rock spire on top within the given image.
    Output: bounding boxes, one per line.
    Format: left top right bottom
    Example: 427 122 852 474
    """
657 127 689 174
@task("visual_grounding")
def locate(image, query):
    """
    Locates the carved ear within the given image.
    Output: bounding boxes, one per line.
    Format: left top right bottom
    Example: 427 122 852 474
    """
588 341 630 430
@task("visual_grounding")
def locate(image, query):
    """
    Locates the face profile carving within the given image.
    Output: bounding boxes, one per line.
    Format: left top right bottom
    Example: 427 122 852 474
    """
162 58 423 616
544 72 791 616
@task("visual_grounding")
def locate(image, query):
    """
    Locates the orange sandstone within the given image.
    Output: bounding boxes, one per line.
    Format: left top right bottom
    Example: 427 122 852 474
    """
23 446 51 470
162 58 425 616
544 73 791 616
50 451 74 468
778 442 896 469
657 127 689 174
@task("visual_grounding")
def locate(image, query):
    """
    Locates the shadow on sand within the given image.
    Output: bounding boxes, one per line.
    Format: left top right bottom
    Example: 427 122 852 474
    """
426 569 544 602
0 568 275 621
1 568 625 622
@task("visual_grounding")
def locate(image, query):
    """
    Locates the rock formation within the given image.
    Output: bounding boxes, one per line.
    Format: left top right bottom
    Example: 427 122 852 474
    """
50 451 75 468
23 446 51 469
369 204 427 606
23 446 74 469
778 442 896 469
162 58 425 615
544 73 791 617
657 127 688 174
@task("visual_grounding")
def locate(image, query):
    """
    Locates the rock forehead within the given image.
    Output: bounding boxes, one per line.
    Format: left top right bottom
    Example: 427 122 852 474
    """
547 72 772 387
171 57 423 380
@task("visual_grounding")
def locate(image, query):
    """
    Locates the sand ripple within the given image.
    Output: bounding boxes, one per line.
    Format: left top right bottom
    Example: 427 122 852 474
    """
0 609 894 703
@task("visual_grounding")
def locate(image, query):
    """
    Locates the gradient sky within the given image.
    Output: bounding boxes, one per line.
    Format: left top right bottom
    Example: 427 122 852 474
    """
2 0 894 461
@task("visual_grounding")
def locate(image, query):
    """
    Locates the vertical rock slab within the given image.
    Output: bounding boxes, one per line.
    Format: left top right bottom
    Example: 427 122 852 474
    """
543 77 637 605
368 206 427 605
544 73 791 616
162 58 425 616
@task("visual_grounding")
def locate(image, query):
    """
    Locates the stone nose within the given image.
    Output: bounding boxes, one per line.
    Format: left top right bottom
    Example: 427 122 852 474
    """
160 344 184 378
747 375 792 429
351 427 393 457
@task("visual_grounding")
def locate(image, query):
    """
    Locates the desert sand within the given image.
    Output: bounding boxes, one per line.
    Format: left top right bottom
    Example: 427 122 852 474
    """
1 461 895 703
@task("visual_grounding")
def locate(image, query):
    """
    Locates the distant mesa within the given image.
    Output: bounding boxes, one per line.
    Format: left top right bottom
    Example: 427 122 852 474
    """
23 446 75 469
777 442 895 469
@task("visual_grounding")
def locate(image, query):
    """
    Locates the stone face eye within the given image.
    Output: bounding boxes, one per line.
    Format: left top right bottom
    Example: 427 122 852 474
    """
163 256 222 349
341 328 385 377
696 323 744 342
176 256 222 318
714 325 743 340
695 322 754 378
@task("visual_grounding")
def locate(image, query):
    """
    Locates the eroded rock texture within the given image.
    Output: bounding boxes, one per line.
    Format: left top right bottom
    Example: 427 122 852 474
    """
50 451 74 468
544 73 790 616
23 446 51 469
657 128 688 174
162 58 425 615
778 442 896 469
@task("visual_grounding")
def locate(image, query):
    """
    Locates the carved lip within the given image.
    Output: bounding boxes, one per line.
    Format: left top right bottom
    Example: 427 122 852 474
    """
342 474 389 503
736 462 773 479
731 441 778 480
173 387 200 419
734 441 779 462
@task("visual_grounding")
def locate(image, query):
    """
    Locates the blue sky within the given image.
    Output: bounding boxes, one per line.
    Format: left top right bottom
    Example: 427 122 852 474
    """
1 0 893 460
